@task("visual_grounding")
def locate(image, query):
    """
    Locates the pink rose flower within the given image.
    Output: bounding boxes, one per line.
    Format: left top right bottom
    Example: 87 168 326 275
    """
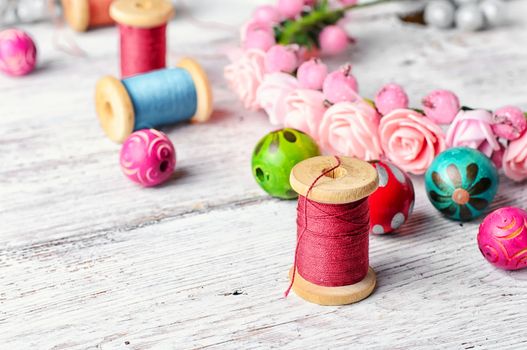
284 89 327 139
503 131 527 182
224 49 266 111
256 72 300 125
446 109 500 157
379 109 446 175
318 100 383 161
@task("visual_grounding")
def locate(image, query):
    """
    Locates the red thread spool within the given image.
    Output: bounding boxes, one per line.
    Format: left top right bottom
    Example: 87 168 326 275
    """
287 156 379 306
110 0 174 78
61 0 115 32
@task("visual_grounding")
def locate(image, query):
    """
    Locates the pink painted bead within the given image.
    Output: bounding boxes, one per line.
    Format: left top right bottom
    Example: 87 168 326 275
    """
422 90 460 124
277 0 304 19
297 58 328 90
322 64 359 104
340 0 358 5
120 129 176 187
264 45 298 73
374 83 409 116
491 106 527 141
244 29 276 51
253 5 281 24
318 25 349 56
0 29 37 76
478 207 527 270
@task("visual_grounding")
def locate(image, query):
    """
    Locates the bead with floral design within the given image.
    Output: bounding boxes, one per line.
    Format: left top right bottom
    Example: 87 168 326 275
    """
425 147 499 221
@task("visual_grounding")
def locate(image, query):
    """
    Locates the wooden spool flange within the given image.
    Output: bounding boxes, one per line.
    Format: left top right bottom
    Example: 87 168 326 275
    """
61 0 90 32
289 155 379 306
110 0 174 28
177 57 214 123
95 58 213 143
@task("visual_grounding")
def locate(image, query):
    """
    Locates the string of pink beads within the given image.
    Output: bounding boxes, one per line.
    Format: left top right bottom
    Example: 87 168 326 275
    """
0 29 37 76
120 129 176 187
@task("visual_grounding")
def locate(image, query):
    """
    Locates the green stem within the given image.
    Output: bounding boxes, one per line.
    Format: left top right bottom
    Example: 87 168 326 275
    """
278 0 396 45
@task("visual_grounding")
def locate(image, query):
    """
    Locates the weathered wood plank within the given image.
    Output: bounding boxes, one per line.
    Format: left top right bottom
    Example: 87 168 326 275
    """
1 0 527 349
1 192 527 349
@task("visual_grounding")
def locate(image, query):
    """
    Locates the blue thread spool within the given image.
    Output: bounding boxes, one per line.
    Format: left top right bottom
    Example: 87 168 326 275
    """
95 57 213 143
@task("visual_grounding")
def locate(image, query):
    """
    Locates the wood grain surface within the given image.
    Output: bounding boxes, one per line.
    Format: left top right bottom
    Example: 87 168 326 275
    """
1 0 527 349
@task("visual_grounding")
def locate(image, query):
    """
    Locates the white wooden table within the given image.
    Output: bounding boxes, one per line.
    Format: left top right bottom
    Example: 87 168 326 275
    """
2 1 527 349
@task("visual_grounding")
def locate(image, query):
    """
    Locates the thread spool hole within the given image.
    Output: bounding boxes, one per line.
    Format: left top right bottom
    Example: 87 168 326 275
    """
160 160 169 172
323 166 347 179
135 1 152 10
104 101 113 118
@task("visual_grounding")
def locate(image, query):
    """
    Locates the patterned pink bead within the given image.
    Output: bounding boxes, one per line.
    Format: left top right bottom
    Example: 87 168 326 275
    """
120 129 176 187
478 207 527 270
491 106 527 141
0 29 37 76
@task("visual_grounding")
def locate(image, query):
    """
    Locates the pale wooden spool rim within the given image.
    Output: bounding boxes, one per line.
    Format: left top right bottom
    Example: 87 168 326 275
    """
110 0 174 28
288 155 379 306
176 57 213 123
289 268 376 306
95 76 135 143
61 0 90 32
290 155 379 205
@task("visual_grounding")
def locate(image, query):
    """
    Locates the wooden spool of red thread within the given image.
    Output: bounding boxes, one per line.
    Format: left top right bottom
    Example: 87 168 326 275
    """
288 156 379 306
61 0 115 32
110 0 174 78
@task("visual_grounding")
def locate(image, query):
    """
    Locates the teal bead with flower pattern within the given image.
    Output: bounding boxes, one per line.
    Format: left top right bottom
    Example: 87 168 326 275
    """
252 128 320 199
425 147 499 221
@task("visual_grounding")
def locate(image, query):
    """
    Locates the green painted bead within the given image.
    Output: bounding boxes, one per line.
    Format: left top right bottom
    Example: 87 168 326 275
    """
252 128 320 199
425 147 499 222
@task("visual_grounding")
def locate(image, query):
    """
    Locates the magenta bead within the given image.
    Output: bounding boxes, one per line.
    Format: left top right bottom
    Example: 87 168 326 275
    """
120 129 176 187
0 29 37 76
478 207 527 270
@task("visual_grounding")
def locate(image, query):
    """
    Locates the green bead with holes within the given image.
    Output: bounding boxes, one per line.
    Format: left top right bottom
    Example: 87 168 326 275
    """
251 128 320 199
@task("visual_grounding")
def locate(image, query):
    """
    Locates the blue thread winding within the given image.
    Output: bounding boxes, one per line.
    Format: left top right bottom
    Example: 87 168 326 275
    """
122 68 198 130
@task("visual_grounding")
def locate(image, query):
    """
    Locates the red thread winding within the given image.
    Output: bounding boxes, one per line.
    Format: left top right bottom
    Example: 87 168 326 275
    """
119 24 167 78
285 156 370 297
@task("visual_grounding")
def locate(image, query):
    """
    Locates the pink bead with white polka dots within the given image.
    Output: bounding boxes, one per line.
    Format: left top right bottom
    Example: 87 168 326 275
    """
120 129 176 187
369 160 415 235
0 29 37 76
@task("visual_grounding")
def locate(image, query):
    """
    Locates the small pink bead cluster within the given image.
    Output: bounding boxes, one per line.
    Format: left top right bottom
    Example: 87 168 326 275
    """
243 1 354 55
225 1 357 111
374 83 527 181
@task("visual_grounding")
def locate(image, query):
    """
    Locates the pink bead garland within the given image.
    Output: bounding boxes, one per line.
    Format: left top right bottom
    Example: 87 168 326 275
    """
225 0 527 182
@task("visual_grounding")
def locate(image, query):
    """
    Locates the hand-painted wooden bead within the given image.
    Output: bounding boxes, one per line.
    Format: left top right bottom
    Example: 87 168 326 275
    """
120 129 176 187
369 161 415 235
252 128 320 199
478 207 527 270
0 29 37 76
425 147 499 221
